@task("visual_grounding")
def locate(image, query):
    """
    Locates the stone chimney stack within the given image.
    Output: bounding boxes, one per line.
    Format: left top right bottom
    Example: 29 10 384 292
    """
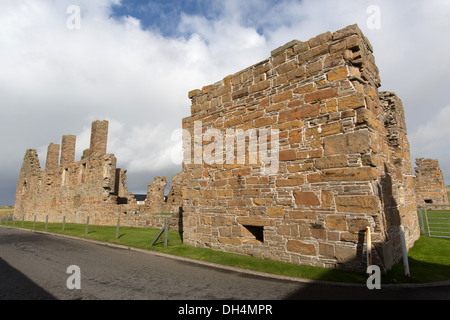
89 120 109 157
60 135 76 166
45 143 60 171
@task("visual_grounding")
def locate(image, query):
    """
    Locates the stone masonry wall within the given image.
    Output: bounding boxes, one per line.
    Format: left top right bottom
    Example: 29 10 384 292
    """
378 91 420 258
14 120 182 231
414 158 449 206
182 24 420 272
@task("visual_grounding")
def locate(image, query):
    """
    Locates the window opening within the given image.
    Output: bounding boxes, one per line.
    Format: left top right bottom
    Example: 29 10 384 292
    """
243 225 264 243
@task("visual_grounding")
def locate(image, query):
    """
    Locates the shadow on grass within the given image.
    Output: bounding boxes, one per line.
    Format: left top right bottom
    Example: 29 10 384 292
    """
383 257 450 284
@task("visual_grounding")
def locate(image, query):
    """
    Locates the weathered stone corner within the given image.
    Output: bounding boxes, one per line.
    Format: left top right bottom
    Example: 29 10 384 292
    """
181 24 421 273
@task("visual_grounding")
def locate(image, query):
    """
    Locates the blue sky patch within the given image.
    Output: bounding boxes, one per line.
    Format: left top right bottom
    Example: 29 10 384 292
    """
110 0 222 36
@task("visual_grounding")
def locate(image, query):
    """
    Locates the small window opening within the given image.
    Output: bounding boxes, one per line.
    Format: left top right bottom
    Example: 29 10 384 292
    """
117 197 128 205
425 199 433 204
243 225 264 243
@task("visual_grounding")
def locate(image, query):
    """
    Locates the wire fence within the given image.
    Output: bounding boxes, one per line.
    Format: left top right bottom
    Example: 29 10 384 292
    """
418 205 450 239
0 215 13 224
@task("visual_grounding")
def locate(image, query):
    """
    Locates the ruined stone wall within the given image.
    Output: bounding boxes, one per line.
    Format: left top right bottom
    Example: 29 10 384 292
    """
414 158 449 206
182 24 420 272
377 92 420 256
14 120 182 230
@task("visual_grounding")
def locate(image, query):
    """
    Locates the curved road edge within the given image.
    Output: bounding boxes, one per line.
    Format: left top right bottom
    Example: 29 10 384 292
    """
1 225 449 289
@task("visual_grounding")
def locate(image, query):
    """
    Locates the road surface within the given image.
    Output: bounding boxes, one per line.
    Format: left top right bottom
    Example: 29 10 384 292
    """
0 226 449 300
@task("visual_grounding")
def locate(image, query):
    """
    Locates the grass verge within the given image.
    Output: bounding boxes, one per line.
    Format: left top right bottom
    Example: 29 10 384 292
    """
2 219 449 285
384 236 450 284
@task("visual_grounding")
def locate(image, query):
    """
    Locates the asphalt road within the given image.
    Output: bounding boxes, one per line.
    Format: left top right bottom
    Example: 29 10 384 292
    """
0 226 449 301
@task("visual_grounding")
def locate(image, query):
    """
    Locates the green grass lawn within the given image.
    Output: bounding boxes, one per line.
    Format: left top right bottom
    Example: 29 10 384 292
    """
384 236 450 284
2 218 449 285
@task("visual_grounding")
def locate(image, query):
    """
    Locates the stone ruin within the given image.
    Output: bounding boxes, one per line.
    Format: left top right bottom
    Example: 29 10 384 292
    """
182 24 421 272
414 158 449 206
14 120 183 230
15 24 446 273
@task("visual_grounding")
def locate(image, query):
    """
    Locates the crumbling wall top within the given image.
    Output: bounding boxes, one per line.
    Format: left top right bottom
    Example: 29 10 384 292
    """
88 120 109 157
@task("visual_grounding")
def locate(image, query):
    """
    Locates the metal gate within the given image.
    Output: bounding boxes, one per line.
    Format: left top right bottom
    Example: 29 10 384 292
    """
418 205 450 239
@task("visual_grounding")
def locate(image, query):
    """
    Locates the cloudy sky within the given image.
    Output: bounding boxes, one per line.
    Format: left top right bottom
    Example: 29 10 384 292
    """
1 0 450 205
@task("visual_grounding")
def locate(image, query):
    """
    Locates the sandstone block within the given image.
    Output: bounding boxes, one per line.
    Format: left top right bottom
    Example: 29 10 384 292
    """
322 167 378 182
321 190 334 207
288 211 317 220
324 52 344 68
268 206 285 218
315 155 348 170
254 116 277 128
356 108 379 130
305 60 323 76
250 80 270 94
276 175 305 187
304 87 338 103
185 189 201 199
274 120 303 131
347 217 370 232
337 93 365 110
279 104 320 122
188 89 201 99
237 217 275 227
294 191 320 206
305 121 343 139
326 215 347 231
309 31 332 48
279 149 297 161
273 90 293 103
324 130 371 156
218 237 243 246
327 66 348 82
319 242 335 258
294 83 315 94
232 87 249 100
271 40 301 57
332 24 362 41
289 129 302 144
335 195 380 214
276 60 298 75
287 240 316 256
335 245 358 263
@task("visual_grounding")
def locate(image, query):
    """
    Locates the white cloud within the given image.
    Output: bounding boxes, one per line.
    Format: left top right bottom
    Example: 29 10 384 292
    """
410 106 450 153
108 119 177 172
409 106 450 184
